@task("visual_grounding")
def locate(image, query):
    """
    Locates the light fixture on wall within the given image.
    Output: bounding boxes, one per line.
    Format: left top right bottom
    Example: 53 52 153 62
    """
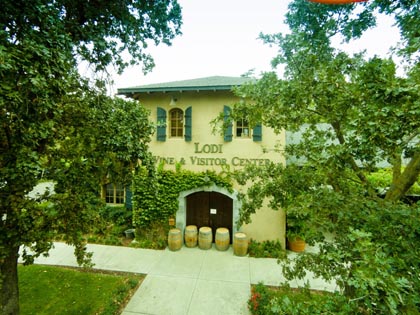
169 96 178 106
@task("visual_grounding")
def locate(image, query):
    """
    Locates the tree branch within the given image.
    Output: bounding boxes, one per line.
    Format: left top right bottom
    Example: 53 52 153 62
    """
331 121 368 185
386 151 420 201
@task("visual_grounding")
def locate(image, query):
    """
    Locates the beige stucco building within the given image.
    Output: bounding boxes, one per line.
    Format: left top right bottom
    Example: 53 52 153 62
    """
119 76 286 248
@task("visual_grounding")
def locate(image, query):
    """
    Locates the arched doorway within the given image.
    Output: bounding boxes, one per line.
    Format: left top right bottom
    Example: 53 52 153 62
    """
176 185 240 243
186 191 233 242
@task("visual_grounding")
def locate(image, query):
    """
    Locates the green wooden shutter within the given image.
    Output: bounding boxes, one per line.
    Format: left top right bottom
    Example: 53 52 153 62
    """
253 124 262 142
157 107 167 142
184 106 192 142
223 105 233 142
125 187 132 210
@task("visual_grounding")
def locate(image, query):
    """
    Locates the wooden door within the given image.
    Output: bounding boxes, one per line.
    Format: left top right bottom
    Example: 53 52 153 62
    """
186 191 210 229
186 191 233 242
208 192 233 241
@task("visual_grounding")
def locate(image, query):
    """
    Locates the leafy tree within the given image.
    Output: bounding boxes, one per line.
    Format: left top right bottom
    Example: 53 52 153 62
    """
225 0 420 313
0 1 181 314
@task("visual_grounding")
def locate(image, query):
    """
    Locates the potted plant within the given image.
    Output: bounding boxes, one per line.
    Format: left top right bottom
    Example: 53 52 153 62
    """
124 228 135 239
286 209 311 252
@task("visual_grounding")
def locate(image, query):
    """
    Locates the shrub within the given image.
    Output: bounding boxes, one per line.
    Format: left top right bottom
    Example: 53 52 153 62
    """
131 221 169 249
248 284 358 315
367 168 420 195
248 283 272 315
81 205 133 246
99 205 132 227
248 239 286 258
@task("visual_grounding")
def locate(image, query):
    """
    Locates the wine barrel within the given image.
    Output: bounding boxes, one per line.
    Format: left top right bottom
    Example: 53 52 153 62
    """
215 227 230 251
184 225 198 248
233 232 248 256
198 227 212 250
168 228 182 251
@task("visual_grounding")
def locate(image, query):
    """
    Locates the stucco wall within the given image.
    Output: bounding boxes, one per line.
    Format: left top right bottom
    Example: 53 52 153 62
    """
135 90 286 247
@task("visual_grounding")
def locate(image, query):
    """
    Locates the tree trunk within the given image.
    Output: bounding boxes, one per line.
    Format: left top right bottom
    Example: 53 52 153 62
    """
0 245 20 315
386 151 420 201
391 152 402 182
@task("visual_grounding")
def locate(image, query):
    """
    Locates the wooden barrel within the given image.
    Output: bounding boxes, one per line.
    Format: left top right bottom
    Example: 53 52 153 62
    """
184 225 198 248
233 232 248 256
198 227 212 250
215 227 230 251
168 228 182 251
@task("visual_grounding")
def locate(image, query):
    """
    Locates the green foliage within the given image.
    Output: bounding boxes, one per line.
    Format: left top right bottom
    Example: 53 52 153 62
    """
80 205 133 247
235 163 324 244
248 240 286 259
132 165 233 228
231 1 420 203
19 265 141 315
1 0 181 312
249 283 357 315
229 1 420 314
367 168 420 195
285 211 310 242
0 0 182 74
367 168 395 193
238 163 420 313
99 206 132 228
249 283 272 315
280 201 420 315
131 221 169 250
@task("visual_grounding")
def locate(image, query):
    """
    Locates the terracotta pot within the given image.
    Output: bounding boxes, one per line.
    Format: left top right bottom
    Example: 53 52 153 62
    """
288 237 306 252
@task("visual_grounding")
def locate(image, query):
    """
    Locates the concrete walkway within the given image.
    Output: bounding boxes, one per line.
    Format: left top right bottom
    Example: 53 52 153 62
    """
21 242 337 315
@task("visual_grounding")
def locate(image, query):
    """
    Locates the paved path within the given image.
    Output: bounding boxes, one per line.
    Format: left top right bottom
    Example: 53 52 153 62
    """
20 242 337 315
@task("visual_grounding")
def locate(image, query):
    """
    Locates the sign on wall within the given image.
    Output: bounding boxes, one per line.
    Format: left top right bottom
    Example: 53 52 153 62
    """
153 142 271 167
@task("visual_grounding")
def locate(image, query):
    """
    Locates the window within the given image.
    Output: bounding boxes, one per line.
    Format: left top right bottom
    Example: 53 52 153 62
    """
156 106 192 142
105 183 125 205
224 105 262 142
169 108 183 137
236 119 250 138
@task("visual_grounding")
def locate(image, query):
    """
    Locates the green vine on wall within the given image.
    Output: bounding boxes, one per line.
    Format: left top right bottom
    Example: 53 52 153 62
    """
131 164 233 228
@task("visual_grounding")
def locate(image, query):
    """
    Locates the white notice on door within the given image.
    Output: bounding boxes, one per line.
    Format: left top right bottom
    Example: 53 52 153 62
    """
210 208 217 214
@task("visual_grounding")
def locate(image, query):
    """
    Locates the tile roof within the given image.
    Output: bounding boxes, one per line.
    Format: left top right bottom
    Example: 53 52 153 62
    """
117 76 254 95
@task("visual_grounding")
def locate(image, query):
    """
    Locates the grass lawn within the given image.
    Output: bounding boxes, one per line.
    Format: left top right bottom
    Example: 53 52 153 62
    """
18 264 143 315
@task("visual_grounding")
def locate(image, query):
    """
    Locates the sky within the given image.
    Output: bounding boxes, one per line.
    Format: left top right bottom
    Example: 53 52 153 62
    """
109 0 401 94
